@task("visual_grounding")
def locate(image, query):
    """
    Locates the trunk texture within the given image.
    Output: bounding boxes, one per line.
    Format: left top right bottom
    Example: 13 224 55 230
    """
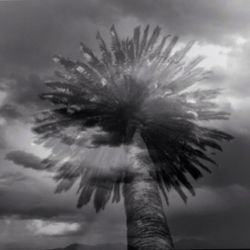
123 137 174 250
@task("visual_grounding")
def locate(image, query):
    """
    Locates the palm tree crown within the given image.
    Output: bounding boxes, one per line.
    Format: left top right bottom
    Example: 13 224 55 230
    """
33 25 233 211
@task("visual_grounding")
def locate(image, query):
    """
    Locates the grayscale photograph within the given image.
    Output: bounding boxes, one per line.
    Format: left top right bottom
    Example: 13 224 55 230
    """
0 0 249 249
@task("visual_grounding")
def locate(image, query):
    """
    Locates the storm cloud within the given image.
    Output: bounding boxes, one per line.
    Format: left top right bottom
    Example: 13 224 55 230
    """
0 0 249 77
5 150 46 171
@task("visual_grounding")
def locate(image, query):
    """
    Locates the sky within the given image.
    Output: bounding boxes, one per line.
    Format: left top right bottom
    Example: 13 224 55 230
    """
0 0 250 249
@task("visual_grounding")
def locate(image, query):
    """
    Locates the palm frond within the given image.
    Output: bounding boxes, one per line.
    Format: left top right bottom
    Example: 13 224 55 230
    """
33 25 233 208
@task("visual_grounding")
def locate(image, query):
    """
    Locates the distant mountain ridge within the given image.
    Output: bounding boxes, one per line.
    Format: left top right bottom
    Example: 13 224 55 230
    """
46 243 126 250
46 239 216 250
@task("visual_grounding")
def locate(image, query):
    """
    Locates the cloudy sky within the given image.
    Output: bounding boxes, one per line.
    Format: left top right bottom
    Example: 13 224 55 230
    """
0 0 250 249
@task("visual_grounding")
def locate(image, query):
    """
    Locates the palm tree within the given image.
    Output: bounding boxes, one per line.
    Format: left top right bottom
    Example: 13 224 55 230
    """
33 25 233 250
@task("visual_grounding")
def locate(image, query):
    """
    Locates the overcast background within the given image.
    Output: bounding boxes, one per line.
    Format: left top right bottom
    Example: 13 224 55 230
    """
0 0 250 249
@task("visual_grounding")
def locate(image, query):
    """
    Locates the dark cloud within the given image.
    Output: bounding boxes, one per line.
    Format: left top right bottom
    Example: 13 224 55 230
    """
0 129 7 149
197 134 250 188
0 104 22 120
2 75 46 107
0 0 117 77
107 0 250 43
0 181 84 220
0 0 249 78
0 171 27 185
169 199 250 248
0 74 48 122
5 150 45 171
0 180 125 247
166 185 250 248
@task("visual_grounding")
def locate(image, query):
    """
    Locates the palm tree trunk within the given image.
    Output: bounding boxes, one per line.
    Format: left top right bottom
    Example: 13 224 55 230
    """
123 137 174 250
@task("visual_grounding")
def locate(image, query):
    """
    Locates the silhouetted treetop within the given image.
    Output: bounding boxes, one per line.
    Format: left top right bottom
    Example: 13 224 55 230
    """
33 25 233 211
